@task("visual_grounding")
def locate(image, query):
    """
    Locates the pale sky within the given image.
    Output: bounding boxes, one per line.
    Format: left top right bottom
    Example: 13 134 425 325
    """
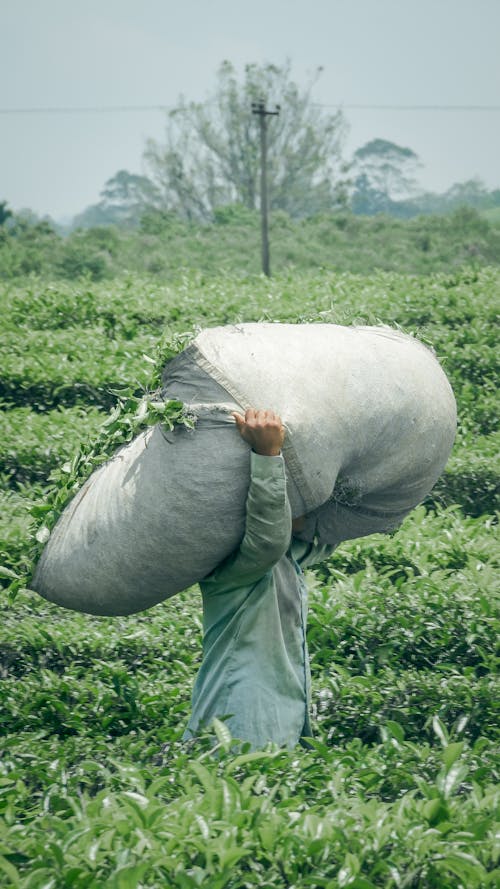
2 0 499 221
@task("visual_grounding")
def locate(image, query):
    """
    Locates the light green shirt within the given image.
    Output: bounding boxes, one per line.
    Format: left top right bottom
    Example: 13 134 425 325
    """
185 452 334 749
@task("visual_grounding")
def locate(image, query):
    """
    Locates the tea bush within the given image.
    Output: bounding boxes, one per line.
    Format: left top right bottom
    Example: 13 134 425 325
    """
0 266 498 887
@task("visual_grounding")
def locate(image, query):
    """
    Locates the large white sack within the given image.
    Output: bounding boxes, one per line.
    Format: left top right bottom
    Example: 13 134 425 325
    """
31 323 456 616
191 323 457 526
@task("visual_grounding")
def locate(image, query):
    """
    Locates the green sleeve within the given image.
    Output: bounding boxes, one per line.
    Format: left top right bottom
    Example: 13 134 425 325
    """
200 451 292 596
290 538 336 570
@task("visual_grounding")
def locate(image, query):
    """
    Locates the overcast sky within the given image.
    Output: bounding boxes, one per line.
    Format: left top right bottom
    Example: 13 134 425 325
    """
2 0 499 221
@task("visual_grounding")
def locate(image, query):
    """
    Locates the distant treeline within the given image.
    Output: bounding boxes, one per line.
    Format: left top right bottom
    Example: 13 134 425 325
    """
1 204 499 280
71 170 500 232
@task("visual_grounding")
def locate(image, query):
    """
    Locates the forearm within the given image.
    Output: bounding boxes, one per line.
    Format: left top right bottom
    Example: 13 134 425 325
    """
201 451 292 594
241 451 292 560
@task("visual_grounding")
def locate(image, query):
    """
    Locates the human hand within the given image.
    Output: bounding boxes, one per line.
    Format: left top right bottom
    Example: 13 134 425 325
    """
233 408 285 457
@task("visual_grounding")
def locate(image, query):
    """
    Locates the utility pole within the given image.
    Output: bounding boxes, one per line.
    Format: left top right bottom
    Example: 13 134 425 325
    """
252 100 280 277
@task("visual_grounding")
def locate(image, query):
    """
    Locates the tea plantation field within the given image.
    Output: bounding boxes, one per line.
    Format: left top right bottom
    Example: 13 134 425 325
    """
0 268 499 887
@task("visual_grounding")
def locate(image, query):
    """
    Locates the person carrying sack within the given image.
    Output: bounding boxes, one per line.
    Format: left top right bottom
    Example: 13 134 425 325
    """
184 408 335 749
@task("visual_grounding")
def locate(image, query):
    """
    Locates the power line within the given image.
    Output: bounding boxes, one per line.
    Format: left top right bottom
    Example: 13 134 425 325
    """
1 102 500 115
0 104 176 114
313 103 500 111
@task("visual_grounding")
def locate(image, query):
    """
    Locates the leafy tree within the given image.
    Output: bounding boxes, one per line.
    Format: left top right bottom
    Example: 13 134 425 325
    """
434 178 500 212
8 209 57 238
350 139 421 215
397 178 500 218
0 201 13 226
143 60 348 220
73 170 159 229
100 170 159 214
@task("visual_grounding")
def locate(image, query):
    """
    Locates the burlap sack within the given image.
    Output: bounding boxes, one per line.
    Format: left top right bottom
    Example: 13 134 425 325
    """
32 324 456 615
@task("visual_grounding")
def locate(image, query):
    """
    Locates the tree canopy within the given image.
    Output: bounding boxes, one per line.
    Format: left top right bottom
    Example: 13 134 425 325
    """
0 201 13 227
73 171 159 229
350 139 421 215
143 61 348 221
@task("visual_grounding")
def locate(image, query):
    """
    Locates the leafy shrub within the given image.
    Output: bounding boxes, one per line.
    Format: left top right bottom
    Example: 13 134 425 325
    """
2 207 500 280
57 238 111 281
0 406 104 486
429 434 500 515
8 283 99 329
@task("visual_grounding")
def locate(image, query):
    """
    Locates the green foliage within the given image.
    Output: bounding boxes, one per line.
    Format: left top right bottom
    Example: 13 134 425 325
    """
352 175 500 221
411 178 500 219
74 170 160 230
0 213 60 276
0 326 156 409
0 406 105 485
429 434 499 516
0 266 498 886
56 233 112 281
350 138 421 214
2 205 500 281
143 60 346 221
481 204 500 225
0 199 13 226
2 346 193 598
213 203 259 227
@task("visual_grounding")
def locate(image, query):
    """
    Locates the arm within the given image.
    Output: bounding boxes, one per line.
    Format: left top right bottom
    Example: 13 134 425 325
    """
201 410 292 596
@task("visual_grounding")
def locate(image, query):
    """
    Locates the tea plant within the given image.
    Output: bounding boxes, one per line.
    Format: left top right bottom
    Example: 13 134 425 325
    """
0 266 498 887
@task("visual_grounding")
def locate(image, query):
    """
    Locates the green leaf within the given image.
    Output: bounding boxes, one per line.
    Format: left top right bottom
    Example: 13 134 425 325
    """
258 824 276 851
0 856 20 886
135 399 148 422
190 761 215 793
224 750 276 774
338 853 361 886
115 863 150 889
195 813 210 840
432 715 450 746
423 798 449 825
212 717 232 750
385 720 406 743
439 761 469 798
101 405 122 427
0 566 20 580
439 851 486 884
442 740 465 769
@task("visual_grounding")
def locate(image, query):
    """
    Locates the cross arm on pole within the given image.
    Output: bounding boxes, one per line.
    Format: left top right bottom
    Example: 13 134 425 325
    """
251 101 281 117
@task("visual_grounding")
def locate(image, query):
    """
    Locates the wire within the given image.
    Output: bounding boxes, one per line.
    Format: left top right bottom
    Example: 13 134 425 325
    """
1 102 500 115
0 104 176 114
313 103 500 111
